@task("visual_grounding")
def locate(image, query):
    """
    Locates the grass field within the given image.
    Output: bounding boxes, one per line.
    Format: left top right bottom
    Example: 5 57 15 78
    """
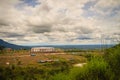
0 50 87 67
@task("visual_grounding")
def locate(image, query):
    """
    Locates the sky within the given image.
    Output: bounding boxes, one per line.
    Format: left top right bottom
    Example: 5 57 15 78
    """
0 0 120 45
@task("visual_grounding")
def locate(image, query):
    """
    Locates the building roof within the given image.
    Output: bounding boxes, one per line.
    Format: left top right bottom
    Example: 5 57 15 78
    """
31 47 54 49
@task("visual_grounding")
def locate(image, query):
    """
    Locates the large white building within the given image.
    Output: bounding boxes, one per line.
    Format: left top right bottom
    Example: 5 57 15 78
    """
30 47 55 53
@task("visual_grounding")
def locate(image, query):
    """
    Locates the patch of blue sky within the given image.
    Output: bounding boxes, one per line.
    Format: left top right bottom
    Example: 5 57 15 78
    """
20 0 40 7
82 10 97 18
96 5 120 18
15 0 41 10
109 6 120 17
82 0 97 18
82 1 96 10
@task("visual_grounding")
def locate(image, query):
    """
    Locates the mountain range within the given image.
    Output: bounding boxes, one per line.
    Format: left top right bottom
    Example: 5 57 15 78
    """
0 39 30 49
0 39 114 50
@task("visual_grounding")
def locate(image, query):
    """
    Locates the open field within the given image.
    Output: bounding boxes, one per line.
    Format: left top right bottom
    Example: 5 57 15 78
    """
0 50 87 66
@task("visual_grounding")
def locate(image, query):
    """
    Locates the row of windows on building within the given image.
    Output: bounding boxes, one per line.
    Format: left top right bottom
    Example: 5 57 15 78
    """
31 47 55 52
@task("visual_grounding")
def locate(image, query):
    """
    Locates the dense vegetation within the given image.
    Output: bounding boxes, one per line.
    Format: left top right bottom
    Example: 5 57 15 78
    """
49 44 120 80
50 57 114 80
0 60 72 80
0 45 5 50
0 44 120 80
104 44 120 80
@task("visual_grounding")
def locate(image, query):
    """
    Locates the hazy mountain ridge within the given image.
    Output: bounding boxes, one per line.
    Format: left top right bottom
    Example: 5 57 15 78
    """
0 39 114 50
0 39 30 49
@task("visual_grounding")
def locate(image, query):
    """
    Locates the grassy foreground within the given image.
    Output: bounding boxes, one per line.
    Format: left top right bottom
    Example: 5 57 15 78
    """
50 44 120 80
0 44 120 80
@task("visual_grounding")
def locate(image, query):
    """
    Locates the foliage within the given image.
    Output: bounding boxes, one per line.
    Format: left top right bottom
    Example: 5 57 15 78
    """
0 60 71 80
50 57 114 80
104 43 120 80
0 45 5 50
0 45 5 54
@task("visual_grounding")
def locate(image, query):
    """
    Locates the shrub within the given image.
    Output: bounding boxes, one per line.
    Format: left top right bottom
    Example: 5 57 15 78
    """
50 56 114 80
104 44 120 80
68 57 114 80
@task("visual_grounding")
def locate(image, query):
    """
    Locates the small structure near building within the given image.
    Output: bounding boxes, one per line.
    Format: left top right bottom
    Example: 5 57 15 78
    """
5 48 12 52
30 47 56 53
6 48 12 51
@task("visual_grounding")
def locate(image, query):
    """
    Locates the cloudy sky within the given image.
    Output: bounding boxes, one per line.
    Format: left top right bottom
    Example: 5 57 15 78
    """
0 0 120 45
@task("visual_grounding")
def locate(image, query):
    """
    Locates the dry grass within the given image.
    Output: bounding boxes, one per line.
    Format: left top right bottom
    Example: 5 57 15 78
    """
0 51 87 66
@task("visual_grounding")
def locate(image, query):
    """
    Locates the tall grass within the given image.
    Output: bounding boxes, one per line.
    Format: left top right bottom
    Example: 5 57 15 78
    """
50 44 120 80
50 56 114 80
104 44 120 80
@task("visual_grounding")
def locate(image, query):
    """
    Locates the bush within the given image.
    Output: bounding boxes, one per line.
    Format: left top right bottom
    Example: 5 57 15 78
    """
50 57 114 80
104 44 120 80
0 60 72 80
70 57 114 80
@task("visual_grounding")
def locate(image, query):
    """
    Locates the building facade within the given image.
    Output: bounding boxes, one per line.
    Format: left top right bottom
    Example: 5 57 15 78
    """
30 47 55 53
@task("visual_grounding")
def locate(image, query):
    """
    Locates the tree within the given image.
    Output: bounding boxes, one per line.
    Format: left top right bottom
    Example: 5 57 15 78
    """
0 45 5 51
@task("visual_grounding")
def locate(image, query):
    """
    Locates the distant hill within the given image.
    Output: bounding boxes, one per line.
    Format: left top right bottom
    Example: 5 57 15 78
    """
0 39 30 49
